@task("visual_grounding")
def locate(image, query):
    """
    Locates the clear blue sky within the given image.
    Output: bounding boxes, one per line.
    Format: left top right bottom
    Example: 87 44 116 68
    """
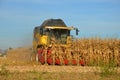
0 0 120 49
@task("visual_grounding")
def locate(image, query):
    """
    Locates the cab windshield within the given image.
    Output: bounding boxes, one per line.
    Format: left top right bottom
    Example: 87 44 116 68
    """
50 29 70 44
42 28 70 44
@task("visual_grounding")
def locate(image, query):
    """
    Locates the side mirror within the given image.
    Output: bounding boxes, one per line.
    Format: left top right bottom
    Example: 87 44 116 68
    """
40 28 43 34
76 28 79 35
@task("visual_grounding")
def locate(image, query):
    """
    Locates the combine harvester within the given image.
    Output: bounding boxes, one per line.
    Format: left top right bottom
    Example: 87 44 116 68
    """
32 19 84 66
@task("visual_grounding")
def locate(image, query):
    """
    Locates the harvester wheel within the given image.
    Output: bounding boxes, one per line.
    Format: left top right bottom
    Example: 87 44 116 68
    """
30 52 36 62
36 53 38 62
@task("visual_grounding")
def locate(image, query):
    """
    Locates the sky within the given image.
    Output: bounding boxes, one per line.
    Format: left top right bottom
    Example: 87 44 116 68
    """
0 0 120 49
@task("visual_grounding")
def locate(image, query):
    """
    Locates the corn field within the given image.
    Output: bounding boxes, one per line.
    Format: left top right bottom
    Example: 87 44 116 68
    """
71 37 120 66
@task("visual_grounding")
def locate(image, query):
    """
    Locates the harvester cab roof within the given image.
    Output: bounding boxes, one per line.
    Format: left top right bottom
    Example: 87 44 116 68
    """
40 19 67 28
35 19 79 35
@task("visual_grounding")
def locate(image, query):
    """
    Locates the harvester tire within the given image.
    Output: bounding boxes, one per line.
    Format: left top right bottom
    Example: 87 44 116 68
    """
30 52 38 61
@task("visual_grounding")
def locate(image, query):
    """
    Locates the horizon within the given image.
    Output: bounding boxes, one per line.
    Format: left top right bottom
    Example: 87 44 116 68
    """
0 0 120 50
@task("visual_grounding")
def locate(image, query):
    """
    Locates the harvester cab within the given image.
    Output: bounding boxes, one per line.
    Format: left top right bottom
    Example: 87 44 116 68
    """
33 19 78 48
32 19 83 65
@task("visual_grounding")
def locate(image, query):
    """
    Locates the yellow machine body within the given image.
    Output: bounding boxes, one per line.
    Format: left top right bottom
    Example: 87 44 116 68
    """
33 26 74 53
